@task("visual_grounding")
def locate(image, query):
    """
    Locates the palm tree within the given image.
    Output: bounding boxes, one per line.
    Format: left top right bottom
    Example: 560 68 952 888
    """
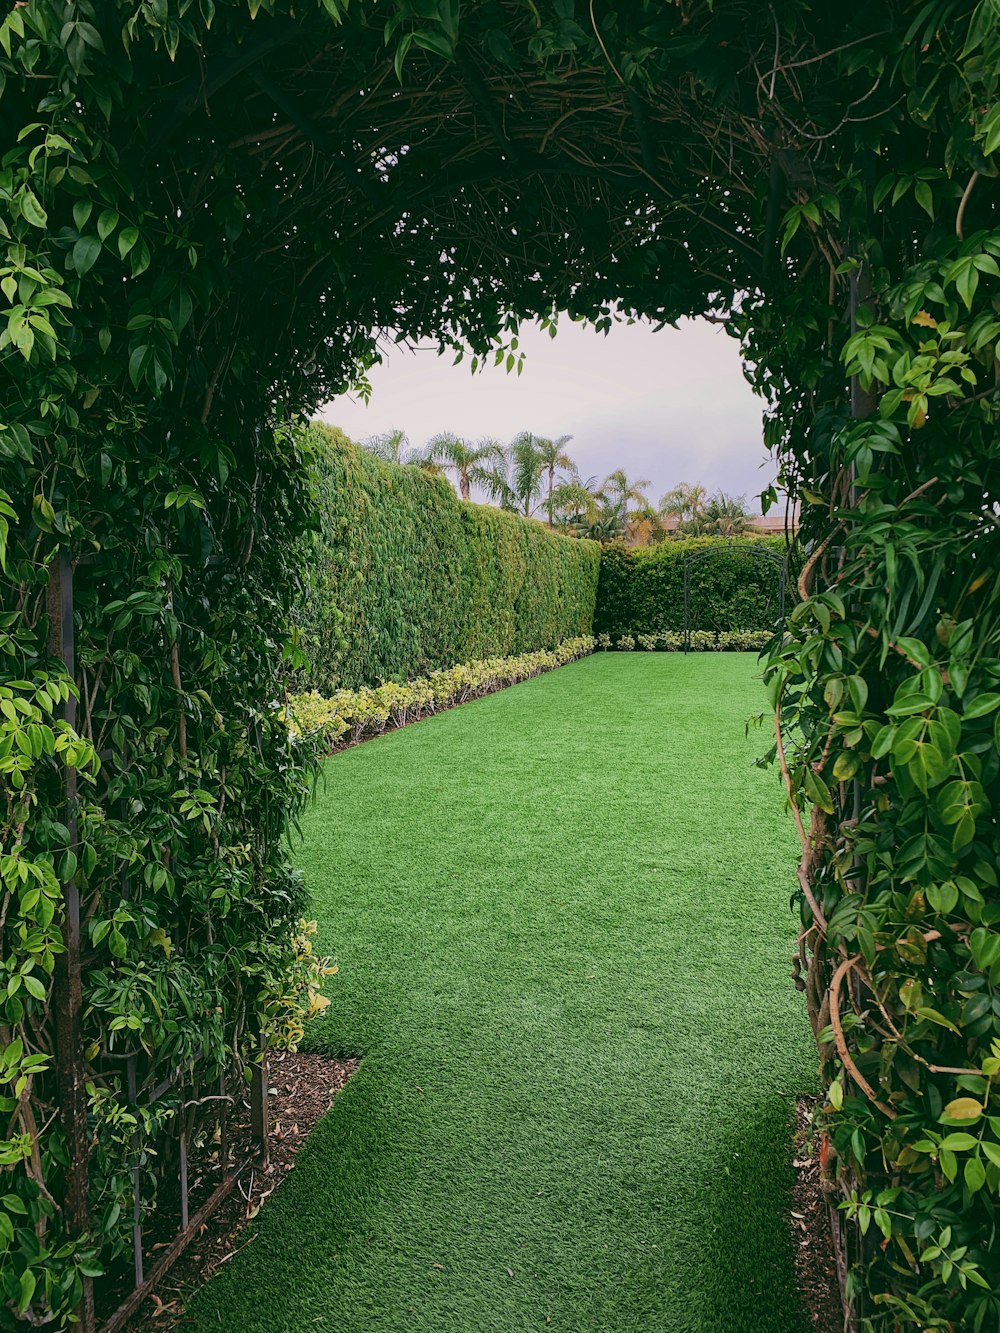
424 433 505 501
550 476 600 534
508 433 546 516
600 470 651 531
481 433 549 516
626 501 663 547
525 433 575 526
704 491 751 536
361 427 425 466
584 506 627 542
659 482 708 535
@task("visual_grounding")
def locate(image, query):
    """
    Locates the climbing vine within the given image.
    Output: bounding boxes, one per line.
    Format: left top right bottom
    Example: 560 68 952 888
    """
3 0 1000 1326
748 5 1000 1326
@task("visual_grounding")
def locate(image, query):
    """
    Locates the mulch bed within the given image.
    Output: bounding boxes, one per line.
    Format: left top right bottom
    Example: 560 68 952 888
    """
121 1051 357 1331
791 1096 845 1333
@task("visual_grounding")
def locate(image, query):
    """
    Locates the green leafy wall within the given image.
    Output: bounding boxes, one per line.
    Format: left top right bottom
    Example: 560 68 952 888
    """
594 537 790 638
299 425 601 691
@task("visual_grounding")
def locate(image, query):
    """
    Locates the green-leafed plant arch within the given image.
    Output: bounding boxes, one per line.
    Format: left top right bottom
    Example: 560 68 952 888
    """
4 1 1000 1328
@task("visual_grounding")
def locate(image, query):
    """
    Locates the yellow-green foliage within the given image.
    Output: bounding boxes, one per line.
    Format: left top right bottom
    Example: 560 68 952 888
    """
298 425 601 691
596 629 773 652
288 636 596 752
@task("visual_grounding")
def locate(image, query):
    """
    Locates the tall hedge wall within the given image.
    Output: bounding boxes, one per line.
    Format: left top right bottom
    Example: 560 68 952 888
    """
299 424 601 691
594 537 790 638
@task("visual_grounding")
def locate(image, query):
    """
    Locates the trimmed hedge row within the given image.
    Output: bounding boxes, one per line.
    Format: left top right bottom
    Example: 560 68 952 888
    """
597 629 772 652
593 537 789 639
288 636 596 753
298 424 601 691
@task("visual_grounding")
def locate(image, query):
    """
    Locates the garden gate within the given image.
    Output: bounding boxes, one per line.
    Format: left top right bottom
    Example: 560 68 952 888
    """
681 542 788 653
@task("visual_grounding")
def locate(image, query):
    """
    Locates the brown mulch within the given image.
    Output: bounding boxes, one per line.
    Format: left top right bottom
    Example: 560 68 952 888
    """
791 1096 845 1333
120 1051 357 1331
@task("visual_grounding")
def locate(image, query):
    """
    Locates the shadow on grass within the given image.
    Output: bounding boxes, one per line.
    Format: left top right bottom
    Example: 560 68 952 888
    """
695 1096 811 1333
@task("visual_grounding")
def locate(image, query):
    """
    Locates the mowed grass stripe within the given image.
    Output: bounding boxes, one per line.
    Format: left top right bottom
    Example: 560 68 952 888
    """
190 653 815 1332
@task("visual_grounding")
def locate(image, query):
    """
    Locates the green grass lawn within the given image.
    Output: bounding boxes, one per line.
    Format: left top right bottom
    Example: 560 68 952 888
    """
191 652 815 1332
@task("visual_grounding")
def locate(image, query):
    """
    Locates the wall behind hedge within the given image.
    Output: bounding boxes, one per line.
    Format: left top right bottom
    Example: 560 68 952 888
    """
299 424 601 691
594 537 790 638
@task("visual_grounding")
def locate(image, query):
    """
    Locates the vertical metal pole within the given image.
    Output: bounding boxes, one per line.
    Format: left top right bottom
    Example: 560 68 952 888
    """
839 258 875 1333
179 1129 190 1231
126 1055 144 1288
778 556 787 622
249 1028 269 1167
683 560 690 653
218 1073 229 1174
46 549 95 1332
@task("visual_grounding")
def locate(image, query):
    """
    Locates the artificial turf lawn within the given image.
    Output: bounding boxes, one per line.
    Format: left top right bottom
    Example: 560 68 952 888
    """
191 652 816 1332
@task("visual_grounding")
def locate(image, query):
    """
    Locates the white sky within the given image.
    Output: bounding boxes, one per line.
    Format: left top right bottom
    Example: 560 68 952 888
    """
319 316 776 509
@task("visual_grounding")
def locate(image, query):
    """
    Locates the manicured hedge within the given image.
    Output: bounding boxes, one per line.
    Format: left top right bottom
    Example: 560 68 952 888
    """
288 636 596 753
298 424 601 691
593 537 790 639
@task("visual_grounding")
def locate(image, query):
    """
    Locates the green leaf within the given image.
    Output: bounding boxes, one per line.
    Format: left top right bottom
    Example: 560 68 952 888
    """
412 28 455 59
72 235 101 275
915 1006 960 1033
943 1098 982 1123
926 881 959 913
393 32 413 82
22 974 46 1002
939 1132 979 1152
963 693 1000 719
981 101 1000 155
19 190 47 228
803 767 834 814
97 209 119 241
965 1154 986 1192
17 1268 35 1314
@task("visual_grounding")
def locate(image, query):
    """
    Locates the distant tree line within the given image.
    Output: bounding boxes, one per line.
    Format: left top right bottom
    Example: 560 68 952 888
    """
359 428 762 545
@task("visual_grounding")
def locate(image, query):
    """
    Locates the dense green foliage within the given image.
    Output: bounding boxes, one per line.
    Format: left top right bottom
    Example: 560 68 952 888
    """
744 7 1000 1327
190 653 812 1333
0 402 326 1322
594 538 788 640
5 0 1000 1325
298 425 600 692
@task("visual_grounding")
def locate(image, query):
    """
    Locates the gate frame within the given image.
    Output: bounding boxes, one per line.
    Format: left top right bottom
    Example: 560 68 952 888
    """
682 540 789 652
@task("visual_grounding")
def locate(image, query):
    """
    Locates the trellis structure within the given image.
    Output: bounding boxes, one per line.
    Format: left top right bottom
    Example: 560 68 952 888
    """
3 1 1000 1329
681 541 788 653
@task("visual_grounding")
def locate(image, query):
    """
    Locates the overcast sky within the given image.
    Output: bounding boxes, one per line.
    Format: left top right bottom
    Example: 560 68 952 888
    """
319 317 776 510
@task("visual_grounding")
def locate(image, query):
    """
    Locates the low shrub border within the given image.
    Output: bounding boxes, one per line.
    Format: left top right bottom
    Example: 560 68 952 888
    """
595 629 772 652
287 635 596 753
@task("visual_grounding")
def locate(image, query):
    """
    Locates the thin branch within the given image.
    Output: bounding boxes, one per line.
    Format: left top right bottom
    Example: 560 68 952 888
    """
956 171 980 241
589 0 624 84
829 957 897 1119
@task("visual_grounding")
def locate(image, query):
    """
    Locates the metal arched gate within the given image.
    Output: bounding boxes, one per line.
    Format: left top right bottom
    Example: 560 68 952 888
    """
682 540 789 652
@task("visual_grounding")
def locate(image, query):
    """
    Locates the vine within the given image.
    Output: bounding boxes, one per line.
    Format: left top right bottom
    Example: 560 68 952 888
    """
3 0 1000 1326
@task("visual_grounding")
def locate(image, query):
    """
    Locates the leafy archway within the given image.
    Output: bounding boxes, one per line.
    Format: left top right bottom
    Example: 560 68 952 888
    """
3 1 1000 1327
